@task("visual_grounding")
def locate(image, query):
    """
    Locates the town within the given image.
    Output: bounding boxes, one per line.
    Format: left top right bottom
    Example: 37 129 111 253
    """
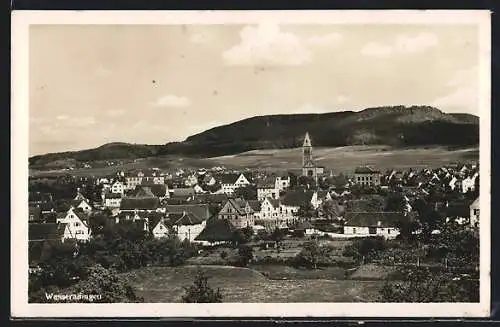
28 132 480 303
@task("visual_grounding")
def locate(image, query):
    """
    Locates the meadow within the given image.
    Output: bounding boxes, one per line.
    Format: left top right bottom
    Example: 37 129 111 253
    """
120 265 384 303
30 145 479 177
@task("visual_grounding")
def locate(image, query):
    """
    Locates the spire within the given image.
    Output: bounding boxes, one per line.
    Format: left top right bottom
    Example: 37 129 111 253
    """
303 132 312 147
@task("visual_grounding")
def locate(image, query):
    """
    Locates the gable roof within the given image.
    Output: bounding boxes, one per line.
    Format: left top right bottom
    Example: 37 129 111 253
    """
263 198 280 208
247 200 261 212
281 190 314 206
165 204 210 221
105 192 122 199
344 212 407 228
355 166 380 174
171 188 195 197
29 223 65 241
170 212 205 226
120 197 160 210
219 173 241 184
195 218 237 242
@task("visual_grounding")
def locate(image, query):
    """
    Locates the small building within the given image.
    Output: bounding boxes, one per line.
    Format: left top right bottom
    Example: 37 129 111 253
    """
219 173 251 195
343 211 408 239
55 207 92 242
469 197 480 227
195 218 237 246
104 193 122 208
111 180 125 195
257 181 280 201
218 198 255 229
354 167 381 187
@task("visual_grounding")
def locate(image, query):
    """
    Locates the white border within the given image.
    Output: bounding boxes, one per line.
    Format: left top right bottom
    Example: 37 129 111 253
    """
11 10 491 318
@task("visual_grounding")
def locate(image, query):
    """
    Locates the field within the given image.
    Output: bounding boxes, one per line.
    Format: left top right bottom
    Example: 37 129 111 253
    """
30 145 479 177
121 265 384 303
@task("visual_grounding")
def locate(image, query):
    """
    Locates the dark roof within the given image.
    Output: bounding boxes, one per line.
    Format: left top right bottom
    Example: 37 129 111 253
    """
193 193 228 204
445 202 470 218
120 197 160 210
105 193 122 199
165 204 210 221
149 184 168 197
133 186 156 198
344 212 407 227
29 207 42 220
195 218 237 242
219 173 240 184
281 190 314 206
171 212 205 226
257 176 276 188
264 198 280 208
171 188 195 197
355 166 380 174
29 223 65 241
226 198 253 215
247 200 261 212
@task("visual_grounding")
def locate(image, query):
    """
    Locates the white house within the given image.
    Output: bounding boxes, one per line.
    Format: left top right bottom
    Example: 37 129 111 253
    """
260 198 281 220
343 212 407 239
470 197 480 227
461 173 478 193
170 211 207 242
257 185 280 201
275 175 291 191
56 207 92 242
104 193 122 208
111 180 125 195
184 174 198 187
219 173 251 195
150 217 170 239
72 198 93 213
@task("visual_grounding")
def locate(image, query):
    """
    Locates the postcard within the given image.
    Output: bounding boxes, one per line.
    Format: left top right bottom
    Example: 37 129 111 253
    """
11 10 491 318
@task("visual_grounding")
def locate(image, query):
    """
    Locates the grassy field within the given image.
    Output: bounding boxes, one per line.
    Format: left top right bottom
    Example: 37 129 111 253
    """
121 265 384 303
30 145 478 177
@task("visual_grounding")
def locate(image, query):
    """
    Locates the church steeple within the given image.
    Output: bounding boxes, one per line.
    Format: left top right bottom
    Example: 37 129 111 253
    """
302 132 313 167
303 132 312 147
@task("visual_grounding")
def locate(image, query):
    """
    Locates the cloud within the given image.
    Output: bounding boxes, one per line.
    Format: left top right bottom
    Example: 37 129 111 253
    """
190 32 212 44
361 42 393 58
150 95 191 108
222 23 313 66
105 109 125 117
361 32 439 58
56 115 70 121
306 33 343 46
69 116 97 127
96 65 112 77
395 32 438 53
431 66 478 112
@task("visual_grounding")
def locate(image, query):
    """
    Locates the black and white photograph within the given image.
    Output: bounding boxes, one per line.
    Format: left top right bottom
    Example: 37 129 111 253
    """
11 10 491 318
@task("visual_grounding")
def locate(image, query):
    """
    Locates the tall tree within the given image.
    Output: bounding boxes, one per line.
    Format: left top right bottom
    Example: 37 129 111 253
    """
181 269 224 303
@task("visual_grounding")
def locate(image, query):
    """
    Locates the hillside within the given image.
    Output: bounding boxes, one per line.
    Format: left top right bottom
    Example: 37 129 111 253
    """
29 106 479 166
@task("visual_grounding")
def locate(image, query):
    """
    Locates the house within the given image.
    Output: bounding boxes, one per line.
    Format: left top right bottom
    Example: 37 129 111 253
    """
292 220 316 236
275 174 291 191
470 197 479 227
169 211 207 242
148 215 170 239
280 189 318 214
193 184 206 194
203 175 217 186
55 207 92 242
260 198 281 221
184 174 198 187
218 198 255 229
354 167 381 187
247 200 262 219
444 202 470 225
125 171 165 190
104 193 122 208
257 179 280 201
195 218 237 246
170 187 196 199
461 172 479 193
29 223 66 243
343 212 408 239
111 180 125 195
29 206 42 222
119 197 160 213
71 198 93 213
219 173 251 195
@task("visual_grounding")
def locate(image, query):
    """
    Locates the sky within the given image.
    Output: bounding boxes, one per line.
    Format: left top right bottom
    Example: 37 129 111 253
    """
29 23 480 156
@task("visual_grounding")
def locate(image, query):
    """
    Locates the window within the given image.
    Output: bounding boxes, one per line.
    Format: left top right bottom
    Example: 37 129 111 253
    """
74 222 80 227
352 228 356 234
474 209 479 216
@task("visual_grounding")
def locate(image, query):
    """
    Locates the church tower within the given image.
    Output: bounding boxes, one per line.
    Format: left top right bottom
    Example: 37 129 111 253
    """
302 132 313 167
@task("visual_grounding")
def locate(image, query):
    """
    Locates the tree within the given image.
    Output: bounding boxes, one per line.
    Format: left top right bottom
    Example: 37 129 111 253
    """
181 269 223 303
297 176 316 189
321 200 342 220
385 193 407 212
298 203 316 219
296 240 330 269
237 245 254 267
270 227 285 251
234 185 257 201
71 264 142 303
